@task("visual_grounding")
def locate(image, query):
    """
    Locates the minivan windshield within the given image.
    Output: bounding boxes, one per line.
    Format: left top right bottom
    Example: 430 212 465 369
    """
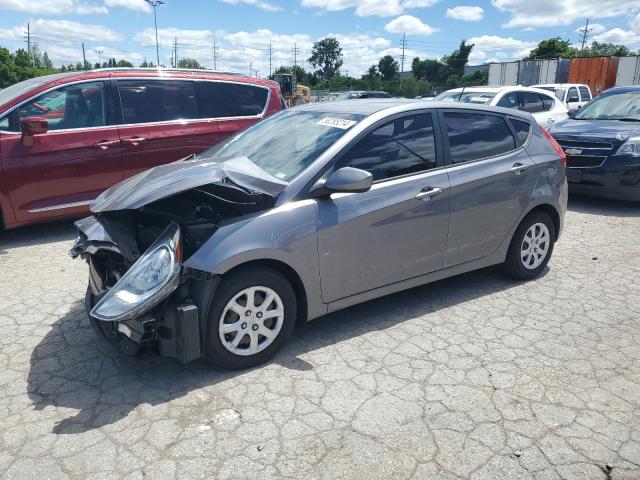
201 109 365 181
572 92 640 121
433 91 496 104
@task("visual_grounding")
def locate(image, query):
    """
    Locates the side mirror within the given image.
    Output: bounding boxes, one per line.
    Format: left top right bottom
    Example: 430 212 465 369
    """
310 167 373 197
21 116 48 146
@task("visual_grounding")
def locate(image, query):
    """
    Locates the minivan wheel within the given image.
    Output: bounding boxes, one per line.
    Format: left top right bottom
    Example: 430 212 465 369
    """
205 267 297 370
503 211 556 280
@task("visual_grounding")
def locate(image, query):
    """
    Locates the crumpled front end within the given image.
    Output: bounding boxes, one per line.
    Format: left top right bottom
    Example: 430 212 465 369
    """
69 156 286 362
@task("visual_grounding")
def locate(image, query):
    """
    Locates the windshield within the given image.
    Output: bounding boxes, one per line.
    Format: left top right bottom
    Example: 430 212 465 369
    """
573 92 640 121
335 92 360 100
433 91 496 104
537 86 566 101
201 109 365 181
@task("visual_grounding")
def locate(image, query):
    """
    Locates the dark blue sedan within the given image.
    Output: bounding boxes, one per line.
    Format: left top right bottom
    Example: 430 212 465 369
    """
549 86 640 202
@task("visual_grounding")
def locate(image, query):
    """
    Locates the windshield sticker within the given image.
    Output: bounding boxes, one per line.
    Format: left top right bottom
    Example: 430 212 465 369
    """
317 117 357 129
275 172 287 179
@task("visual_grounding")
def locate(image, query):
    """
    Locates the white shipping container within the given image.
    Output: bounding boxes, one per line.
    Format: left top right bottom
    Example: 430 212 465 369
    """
538 60 558 84
488 62 518 86
616 56 640 86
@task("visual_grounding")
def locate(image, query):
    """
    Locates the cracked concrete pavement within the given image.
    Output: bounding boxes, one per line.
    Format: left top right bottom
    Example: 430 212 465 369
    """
0 196 639 479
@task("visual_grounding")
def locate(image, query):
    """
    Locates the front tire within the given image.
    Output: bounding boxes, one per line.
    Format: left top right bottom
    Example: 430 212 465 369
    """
205 267 297 370
503 211 556 280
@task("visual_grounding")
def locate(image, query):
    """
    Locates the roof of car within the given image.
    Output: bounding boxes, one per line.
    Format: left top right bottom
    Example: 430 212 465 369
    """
533 83 589 88
601 86 640 94
446 85 557 94
294 98 535 121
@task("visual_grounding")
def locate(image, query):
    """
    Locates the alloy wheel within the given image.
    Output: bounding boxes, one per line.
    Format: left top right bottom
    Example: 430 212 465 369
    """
520 222 550 270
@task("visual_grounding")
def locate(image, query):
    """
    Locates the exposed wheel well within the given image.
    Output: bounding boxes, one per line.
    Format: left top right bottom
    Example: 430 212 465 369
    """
526 204 560 240
221 259 308 323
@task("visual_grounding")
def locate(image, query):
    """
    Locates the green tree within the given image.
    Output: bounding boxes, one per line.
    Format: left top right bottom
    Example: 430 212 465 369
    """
527 37 579 59
444 40 474 77
378 55 399 81
42 51 53 69
367 65 379 78
177 57 203 69
309 37 343 80
116 59 134 67
0 47 18 87
584 41 632 57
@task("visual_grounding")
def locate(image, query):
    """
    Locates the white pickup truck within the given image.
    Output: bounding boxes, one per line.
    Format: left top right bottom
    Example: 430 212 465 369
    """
533 83 592 112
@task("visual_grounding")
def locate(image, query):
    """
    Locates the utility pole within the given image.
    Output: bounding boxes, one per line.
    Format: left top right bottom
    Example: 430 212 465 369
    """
400 33 406 89
579 18 592 51
268 42 273 76
96 48 104 66
292 43 300 69
249 62 252 77
82 42 87 69
145 0 164 66
24 22 31 60
212 41 219 70
173 36 178 67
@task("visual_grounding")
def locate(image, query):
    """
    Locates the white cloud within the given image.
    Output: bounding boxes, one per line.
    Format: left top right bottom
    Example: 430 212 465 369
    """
631 12 640 32
0 0 106 14
301 0 437 17
0 19 123 43
134 27 214 48
219 0 282 11
104 0 151 12
590 27 640 47
574 23 606 34
466 34 537 63
446 6 484 21
492 0 640 28
385 15 438 35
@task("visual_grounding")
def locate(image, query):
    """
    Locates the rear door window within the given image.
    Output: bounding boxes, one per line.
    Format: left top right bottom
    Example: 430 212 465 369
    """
519 92 544 113
443 111 516 164
336 113 438 181
567 87 579 103
497 92 518 109
117 80 198 124
540 95 554 111
578 86 591 101
195 81 269 118
509 118 531 145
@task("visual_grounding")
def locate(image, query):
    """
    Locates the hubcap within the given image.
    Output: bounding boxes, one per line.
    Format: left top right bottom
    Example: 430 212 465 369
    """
520 222 550 270
219 286 284 356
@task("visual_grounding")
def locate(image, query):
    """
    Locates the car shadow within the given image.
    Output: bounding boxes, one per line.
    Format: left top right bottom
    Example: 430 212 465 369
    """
0 220 76 255
28 265 537 434
568 195 640 217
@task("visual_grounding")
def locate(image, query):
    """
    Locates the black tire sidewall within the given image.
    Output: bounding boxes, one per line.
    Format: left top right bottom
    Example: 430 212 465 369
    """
205 267 297 370
505 211 556 280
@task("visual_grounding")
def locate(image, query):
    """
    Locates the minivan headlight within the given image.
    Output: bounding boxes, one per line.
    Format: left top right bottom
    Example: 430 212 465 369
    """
616 137 640 157
91 222 182 322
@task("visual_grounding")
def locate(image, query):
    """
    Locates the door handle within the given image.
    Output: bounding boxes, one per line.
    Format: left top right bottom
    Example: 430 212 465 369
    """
95 139 121 150
510 163 530 174
123 137 146 146
415 187 443 200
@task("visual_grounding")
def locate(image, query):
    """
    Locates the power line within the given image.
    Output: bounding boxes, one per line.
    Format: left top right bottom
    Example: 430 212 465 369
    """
579 18 592 51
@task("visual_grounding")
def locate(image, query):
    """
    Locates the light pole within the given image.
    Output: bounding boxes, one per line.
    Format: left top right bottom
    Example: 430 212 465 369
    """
145 0 164 66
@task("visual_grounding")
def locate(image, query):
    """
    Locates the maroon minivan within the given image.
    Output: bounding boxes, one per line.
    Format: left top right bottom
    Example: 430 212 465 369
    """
0 68 284 230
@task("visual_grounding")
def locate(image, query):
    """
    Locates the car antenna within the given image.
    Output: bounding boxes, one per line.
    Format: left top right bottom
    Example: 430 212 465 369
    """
458 86 465 101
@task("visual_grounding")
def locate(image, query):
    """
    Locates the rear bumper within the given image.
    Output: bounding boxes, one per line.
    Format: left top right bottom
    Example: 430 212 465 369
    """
566 155 640 202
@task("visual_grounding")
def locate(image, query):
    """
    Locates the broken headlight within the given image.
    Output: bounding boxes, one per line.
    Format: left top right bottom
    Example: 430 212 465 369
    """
91 222 182 322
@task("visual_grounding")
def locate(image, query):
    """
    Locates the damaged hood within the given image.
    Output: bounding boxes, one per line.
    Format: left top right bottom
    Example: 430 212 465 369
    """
91 156 288 212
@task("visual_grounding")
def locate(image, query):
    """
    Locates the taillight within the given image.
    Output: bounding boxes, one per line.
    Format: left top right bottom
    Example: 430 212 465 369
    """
541 127 567 168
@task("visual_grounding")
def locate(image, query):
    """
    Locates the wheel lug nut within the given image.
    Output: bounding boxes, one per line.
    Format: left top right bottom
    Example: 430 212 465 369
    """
241 322 247 329
256 312 263 318
245 310 251 316
252 324 259 331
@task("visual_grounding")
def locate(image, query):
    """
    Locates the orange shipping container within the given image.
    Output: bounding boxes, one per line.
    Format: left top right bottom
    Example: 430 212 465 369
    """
568 56 619 95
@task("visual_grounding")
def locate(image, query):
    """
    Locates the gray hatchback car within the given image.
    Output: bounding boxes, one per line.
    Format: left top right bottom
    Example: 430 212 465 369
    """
71 100 568 369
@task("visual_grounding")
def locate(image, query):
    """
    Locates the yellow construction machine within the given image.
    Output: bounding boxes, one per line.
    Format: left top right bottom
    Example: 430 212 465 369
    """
273 73 311 107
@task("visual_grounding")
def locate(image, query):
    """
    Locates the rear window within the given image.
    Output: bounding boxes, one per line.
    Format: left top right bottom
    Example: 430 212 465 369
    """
117 80 198 124
520 92 544 113
444 112 516 164
509 118 531 145
579 86 591 101
196 81 269 118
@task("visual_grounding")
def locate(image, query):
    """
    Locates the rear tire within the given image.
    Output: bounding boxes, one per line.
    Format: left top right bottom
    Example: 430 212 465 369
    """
503 211 556 280
205 267 297 370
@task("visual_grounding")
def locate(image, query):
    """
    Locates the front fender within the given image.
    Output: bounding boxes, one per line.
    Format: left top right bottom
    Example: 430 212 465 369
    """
183 199 327 320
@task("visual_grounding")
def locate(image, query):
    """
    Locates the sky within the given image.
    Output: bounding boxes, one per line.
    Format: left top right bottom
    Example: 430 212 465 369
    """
0 0 639 77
